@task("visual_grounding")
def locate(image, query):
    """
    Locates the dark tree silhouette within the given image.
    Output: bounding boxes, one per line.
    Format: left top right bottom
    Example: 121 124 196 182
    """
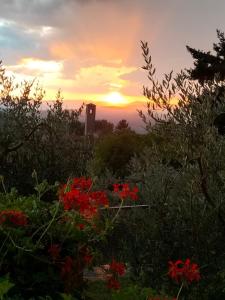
187 30 225 83
115 119 131 132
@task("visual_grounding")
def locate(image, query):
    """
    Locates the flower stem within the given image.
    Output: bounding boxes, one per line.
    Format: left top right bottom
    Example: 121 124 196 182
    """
111 199 124 224
0 175 6 194
176 282 184 300
36 202 59 246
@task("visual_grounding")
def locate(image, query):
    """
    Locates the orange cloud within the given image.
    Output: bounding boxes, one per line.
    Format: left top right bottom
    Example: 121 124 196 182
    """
49 42 75 60
49 2 142 64
3 1 146 107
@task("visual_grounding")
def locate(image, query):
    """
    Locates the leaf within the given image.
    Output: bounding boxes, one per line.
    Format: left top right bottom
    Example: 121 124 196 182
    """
0 275 14 299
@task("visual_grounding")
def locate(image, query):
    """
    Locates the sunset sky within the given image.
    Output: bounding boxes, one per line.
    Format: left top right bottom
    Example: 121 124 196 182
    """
1 0 225 130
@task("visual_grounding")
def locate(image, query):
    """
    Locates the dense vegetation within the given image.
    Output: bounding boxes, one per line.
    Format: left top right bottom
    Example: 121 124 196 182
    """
1 31 225 299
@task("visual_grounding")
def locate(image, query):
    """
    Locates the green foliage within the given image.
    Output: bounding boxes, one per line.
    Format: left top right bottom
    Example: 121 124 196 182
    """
0 275 14 300
111 285 156 300
0 176 137 299
60 293 78 300
91 41 225 299
85 281 160 300
117 41 225 299
3 33 225 299
89 131 153 178
0 63 90 194
0 181 89 298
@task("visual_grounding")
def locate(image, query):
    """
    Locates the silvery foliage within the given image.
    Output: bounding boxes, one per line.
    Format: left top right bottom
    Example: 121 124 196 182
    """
123 42 225 287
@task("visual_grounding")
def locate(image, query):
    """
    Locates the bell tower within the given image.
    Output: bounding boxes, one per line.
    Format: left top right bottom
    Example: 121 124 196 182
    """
85 103 96 136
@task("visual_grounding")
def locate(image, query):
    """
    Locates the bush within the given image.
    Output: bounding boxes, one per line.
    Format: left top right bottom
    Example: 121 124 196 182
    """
0 63 90 194
89 131 153 178
0 176 139 299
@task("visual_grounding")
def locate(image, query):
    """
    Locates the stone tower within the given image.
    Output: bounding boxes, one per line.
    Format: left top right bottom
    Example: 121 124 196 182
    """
85 103 96 136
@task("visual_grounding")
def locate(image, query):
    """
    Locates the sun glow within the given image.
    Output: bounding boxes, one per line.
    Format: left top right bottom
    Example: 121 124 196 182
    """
104 92 129 106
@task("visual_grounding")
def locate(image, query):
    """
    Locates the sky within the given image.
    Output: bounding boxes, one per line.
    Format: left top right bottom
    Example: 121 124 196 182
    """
1 0 225 131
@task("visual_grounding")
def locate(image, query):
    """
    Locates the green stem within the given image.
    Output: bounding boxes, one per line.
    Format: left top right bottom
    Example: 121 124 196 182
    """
32 170 41 201
88 198 125 244
176 282 184 300
111 199 124 224
0 235 8 255
36 202 59 246
0 228 32 252
31 215 61 239
0 176 6 194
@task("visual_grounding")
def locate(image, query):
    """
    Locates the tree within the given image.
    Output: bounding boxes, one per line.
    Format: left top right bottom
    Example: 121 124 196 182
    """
186 30 225 83
0 61 88 193
115 119 130 131
94 119 114 137
115 119 134 134
89 130 151 178
120 41 225 297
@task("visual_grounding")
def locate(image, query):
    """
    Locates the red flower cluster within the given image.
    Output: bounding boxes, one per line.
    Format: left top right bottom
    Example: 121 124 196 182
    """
71 177 92 191
106 259 126 290
107 277 121 290
0 209 28 226
109 259 126 276
60 178 109 219
113 183 138 200
48 245 92 282
168 258 200 283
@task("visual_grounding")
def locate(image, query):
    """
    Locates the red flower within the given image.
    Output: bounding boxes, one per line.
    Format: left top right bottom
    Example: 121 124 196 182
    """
72 177 92 191
113 184 120 193
60 188 80 210
61 256 73 277
113 183 138 200
60 178 110 219
129 186 139 201
89 191 109 207
77 223 85 230
107 277 121 290
0 210 28 226
83 253 93 265
105 260 126 290
182 258 201 283
109 259 126 276
168 259 200 284
48 244 61 261
80 247 93 265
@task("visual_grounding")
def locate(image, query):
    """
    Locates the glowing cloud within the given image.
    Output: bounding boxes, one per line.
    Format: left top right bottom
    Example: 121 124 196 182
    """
20 58 63 73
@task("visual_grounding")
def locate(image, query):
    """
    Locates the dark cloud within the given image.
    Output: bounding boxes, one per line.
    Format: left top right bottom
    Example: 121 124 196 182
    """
0 23 37 48
0 20 51 63
0 0 125 27
0 0 63 26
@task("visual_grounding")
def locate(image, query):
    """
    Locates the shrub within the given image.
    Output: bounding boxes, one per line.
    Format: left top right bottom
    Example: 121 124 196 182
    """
0 177 138 299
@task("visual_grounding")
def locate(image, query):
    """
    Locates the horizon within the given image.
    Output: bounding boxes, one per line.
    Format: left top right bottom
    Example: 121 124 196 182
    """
41 100 147 133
